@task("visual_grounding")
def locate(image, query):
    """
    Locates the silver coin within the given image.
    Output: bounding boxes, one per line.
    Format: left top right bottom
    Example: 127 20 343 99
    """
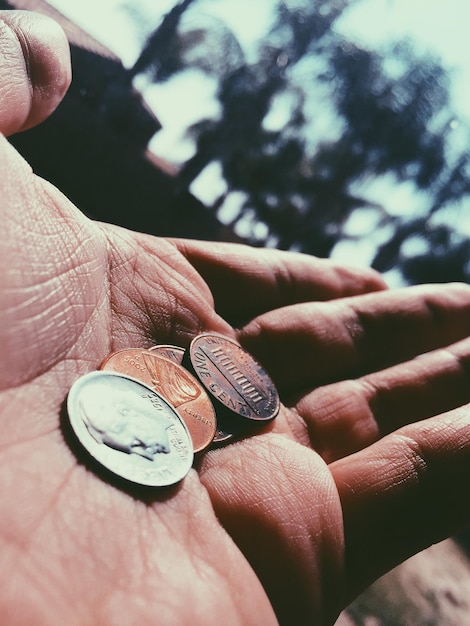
67 370 194 487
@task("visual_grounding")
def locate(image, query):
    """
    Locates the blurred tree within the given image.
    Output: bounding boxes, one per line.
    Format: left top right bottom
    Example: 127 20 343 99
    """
131 0 470 285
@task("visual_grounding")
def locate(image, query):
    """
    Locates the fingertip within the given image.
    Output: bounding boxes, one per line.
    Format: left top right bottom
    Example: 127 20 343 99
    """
342 265 389 296
0 10 71 135
325 259 388 298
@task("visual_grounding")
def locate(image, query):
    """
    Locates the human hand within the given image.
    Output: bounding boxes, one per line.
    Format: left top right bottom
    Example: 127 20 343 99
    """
2 10 470 626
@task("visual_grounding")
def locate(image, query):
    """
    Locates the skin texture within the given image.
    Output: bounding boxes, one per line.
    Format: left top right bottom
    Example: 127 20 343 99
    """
1 10 470 626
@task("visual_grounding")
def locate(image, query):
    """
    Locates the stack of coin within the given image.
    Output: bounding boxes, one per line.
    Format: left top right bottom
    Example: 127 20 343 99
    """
66 333 280 487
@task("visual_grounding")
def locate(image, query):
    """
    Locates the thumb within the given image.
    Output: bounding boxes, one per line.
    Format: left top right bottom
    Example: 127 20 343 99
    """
0 10 71 136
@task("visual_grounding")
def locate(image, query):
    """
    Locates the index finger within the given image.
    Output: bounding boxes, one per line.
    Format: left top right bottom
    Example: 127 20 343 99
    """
238 282 470 393
172 238 387 325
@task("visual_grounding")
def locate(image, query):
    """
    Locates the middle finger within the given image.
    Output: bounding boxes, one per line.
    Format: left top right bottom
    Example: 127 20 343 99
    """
238 283 470 395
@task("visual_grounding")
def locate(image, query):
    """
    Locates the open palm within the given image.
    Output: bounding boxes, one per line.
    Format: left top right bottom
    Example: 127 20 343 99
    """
2 11 470 626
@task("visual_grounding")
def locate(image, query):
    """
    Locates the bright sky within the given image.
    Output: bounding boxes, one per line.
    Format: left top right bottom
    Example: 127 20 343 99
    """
46 0 470 284
44 0 169 66
47 0 470 151
46 0 276 160
335 0 470 125
47 0 275 66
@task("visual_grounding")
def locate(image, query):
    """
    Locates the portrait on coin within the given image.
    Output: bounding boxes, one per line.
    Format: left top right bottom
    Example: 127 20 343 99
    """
78 382 173 461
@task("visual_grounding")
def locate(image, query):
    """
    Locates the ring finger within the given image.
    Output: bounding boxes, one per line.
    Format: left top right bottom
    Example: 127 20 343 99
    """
291 336 470 462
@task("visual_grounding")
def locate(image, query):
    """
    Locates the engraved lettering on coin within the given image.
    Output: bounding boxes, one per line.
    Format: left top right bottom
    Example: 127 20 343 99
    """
67 371 193 487
188 333 280 421
100 349 217 453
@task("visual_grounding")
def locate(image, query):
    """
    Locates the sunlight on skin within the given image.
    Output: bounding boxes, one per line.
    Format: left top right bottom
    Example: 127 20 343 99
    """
1 10 470 626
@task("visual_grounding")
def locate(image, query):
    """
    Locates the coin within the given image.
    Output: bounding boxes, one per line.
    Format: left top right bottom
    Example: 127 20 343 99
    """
187 333 280 422
100 348 217 453
67 370 194 487
148 344 185 363
149 344 234 444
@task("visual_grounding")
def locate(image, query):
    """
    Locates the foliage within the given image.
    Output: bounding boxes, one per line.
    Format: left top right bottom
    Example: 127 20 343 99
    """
130 0 470 285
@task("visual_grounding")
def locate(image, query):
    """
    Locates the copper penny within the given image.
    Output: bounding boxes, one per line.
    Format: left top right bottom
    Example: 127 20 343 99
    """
149 344 234 444
187 333 280 422
100 348 217 453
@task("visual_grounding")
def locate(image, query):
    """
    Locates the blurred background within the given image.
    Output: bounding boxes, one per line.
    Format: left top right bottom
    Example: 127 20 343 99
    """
4 1 470 623
7 0 470 288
